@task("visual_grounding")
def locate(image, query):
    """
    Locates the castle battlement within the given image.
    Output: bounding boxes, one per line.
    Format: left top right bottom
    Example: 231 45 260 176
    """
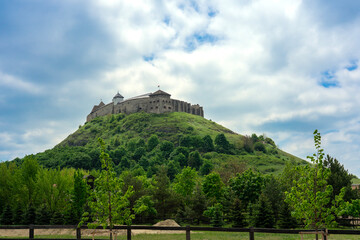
86 90 204 122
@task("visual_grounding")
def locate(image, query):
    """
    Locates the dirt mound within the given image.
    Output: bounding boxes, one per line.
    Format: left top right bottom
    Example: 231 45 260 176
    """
153 219 180 227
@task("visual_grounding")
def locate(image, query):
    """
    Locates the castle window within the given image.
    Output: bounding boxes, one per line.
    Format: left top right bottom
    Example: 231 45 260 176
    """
157 100 159 102
168 107 171 109
164 106 166 109
151 107 153 109
156 106 158 109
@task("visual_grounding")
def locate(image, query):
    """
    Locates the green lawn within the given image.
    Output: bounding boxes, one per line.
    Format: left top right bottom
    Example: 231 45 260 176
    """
2 231 360 240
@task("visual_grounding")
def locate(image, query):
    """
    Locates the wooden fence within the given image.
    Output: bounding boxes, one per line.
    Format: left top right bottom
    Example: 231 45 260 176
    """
1 225 360 240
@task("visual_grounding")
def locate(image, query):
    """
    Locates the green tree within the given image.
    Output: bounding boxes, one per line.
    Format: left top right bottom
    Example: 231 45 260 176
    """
285 130 343 231
12 205 24 225
71 170 87 223
324 155 355 202
277 202 297 229
188 151 203 170
151 166 179 219
173 167 198 203
23 205 36 225
147 135 160 152
0 205 13 225
20 156 40 206
203 172 224 203
160 141 174 159
202 135 215 152
253 194 275 228
214 134 230 153
254 142 266 153
199 159 213 176
231 198 247 228
133 196 157 223
229 169 264 207
80 138 135 240
35 205 51 225
204 203 224 227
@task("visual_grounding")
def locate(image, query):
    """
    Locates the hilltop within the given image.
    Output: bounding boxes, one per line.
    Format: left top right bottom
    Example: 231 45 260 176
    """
34 112 307 176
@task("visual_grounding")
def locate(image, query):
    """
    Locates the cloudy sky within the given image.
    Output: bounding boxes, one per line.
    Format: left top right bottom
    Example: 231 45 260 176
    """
1 0 360 175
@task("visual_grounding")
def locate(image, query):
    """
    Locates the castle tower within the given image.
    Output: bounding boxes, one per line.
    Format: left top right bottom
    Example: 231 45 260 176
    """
112 92 124 105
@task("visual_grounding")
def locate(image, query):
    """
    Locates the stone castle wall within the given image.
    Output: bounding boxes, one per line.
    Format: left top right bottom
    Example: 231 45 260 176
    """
86 91 204 122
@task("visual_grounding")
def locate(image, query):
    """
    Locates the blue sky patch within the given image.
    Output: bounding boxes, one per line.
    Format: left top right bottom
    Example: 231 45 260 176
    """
346 61 358 71
185 33 218 51
208 9 217 17
320 70 339 88
163 16 170 25
143 54 155 62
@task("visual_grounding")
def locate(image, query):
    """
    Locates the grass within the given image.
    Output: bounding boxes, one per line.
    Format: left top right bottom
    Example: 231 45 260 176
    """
2 231 360 240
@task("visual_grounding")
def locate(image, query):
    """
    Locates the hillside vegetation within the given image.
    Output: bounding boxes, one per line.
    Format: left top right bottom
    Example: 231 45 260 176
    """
34 111 307 176
3 112 357 229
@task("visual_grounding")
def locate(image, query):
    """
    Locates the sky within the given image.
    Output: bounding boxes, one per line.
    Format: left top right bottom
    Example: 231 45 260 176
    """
1 0 360 176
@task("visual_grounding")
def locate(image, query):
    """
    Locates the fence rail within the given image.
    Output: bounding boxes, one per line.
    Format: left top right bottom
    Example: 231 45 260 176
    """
1 225 360 240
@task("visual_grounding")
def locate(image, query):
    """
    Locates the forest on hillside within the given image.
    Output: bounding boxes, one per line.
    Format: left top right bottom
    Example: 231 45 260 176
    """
0 130 359 229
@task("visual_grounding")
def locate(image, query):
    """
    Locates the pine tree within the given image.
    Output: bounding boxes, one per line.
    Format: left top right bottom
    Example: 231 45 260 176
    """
12 205 24 225
35 205 51 225
50 211 64 225
277 202 297 229
23 205 36 225
231 198 247 228
253 195 274 228
0 205 13 225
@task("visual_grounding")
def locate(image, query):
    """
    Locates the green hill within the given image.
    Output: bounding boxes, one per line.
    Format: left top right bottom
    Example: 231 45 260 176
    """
34 112 307 176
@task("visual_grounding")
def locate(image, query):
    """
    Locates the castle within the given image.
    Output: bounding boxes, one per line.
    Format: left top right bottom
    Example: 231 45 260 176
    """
86 90 204 122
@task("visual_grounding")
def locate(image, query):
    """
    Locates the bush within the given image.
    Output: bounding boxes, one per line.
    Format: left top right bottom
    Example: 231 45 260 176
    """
254 142 266 153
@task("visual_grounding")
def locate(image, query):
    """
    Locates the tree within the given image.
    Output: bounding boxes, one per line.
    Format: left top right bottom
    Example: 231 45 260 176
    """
324 155 355 202
285 130 343 231
188 151 203 170
173 167 198 203
71 170 87 223
253 194 275 228
0 205 13 225
23 205 36 225
231 198 247 228
243 135 254 153
152 166 179 219
204 203 224 227
261 175 284 223
147 135 159 151
202 135 215 152
254 142 266 153
277 202 297 229
80 138 135 240
202 172 224 203
35 205 51 225
159 141 174 159
215 134 230 153
229 169 264 208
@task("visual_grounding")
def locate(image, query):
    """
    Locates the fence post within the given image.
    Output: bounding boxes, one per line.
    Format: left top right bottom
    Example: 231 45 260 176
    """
323 228 327 240
127 225 131 240
249 227 254 240
76 227 81 240
29 224 34 240
186 225 191 240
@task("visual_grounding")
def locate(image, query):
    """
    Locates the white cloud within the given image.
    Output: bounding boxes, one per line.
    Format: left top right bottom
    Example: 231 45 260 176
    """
0 71 42 94
2 0 360 176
